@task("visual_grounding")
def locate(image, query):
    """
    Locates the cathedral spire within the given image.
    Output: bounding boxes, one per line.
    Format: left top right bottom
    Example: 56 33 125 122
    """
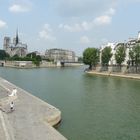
15 28 19 45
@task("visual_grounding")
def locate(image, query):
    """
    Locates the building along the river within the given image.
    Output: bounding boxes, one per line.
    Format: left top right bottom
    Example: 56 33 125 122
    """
100 31 140 66
45 48 78 63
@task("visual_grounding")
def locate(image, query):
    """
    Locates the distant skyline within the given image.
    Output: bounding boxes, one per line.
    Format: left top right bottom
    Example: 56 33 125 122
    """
0 0 140 56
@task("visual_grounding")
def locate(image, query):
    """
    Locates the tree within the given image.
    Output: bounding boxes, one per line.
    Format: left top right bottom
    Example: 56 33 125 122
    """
36 55 42 62
33 55 42 66
129 49 135 66
83 48 99 69
27 53 42 66
115 44 126 67
11 54 20 60
78 57 83 62
101 47 112 66
129 43 140 72
26 53 42 66
0 50 9 60
26 52 36 58
133 44 140 66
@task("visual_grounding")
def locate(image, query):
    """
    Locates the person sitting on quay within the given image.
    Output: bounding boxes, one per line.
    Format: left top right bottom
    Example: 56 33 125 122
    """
10 101 14 112
8 88 17 97
0 88 17 113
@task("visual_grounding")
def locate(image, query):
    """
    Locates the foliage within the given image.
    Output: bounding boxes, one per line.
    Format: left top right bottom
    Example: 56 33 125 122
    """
133 43 140 65
11 54 20 60
7 52 42 66
42 57 54 62
129 48 135 66
0 50 10 60
129 43 140 71
26 53 42 66
36 55 42 61
26 52 36 58
101 47 112 66
78 57 83 62
83 48 99 69
115 44 126 66
32 55 42 66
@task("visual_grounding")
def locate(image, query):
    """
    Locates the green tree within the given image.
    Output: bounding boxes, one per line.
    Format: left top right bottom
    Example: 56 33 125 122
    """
36 55 42 62
78 57 83 62
101 47 112 66
26 52 36 58
33 55 42 66
11 54 20 60
129 49 135 66
115 44 126 67
129 43 140 72
26 53 42 66
83 48 99 69
134 44 140 66
0 50 9 60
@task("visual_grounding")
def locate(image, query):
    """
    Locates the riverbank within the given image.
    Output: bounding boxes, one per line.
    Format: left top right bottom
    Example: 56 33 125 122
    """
2 61 83 69
0 77 67 140
86 70 140 80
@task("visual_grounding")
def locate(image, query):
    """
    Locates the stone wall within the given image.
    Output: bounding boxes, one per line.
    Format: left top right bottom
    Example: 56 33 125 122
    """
98 66 129 73
127 66 140 73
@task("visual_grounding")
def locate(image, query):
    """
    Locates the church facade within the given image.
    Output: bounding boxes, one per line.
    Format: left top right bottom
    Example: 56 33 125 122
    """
3 30 28 57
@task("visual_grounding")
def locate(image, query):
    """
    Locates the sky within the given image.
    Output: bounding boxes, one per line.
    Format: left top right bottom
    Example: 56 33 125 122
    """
0 0 140 56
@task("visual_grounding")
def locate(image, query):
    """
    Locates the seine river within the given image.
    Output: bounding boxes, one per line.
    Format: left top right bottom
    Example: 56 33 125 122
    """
0 66 140 140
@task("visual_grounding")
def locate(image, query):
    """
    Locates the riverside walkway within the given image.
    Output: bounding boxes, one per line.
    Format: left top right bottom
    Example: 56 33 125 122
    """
0 77 67 140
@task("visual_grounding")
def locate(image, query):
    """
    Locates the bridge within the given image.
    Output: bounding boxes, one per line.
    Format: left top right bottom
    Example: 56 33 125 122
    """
56 60 82 67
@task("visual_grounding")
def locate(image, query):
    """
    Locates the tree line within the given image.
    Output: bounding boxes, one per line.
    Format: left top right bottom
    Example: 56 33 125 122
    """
0 50 42 66
83 43 140 71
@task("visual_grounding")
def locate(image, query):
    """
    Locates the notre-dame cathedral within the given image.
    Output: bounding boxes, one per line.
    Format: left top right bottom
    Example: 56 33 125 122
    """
3 30 28 57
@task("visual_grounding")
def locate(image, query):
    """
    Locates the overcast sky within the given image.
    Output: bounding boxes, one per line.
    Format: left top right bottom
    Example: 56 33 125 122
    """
0 0 140 56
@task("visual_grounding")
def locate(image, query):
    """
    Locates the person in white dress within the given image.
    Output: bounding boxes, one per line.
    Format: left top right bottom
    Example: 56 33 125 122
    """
8 88 17 97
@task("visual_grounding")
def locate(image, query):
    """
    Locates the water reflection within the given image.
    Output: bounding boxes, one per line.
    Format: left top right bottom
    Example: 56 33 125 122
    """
0 67 140 140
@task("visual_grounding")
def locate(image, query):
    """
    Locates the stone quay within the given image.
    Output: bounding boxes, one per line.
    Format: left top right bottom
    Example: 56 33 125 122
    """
0 77 67 140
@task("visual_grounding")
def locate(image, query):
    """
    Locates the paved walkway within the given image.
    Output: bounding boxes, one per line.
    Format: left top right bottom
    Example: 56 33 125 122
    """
0 77 67 140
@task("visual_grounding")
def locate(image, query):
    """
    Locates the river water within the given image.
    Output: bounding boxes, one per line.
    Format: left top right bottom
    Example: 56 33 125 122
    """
0 66 140 140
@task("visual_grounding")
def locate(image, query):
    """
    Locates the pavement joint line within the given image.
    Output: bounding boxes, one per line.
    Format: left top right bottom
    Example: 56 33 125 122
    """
3 112 15 140
0 111 10 140
0 83 11 92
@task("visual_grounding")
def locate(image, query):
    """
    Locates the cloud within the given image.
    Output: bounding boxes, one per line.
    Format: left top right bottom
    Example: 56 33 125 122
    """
59 7 115 32
0 20 7 29
93 15 111 25
51 0 117 17
105 8 115 15
9 0 32 13
120 0 140 4
39 24 56 42
58 21 94 32
80 36 91 44
93 7 115 25
59 23 83 32
9 4 29 12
